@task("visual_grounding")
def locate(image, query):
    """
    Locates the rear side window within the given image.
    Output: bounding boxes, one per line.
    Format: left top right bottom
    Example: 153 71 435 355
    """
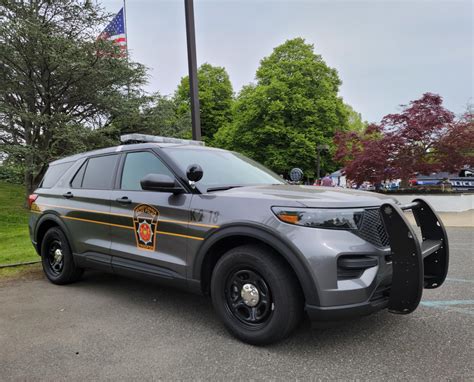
81 155 119 190
121 151 174 190
41 162 74 188
70 162 87 188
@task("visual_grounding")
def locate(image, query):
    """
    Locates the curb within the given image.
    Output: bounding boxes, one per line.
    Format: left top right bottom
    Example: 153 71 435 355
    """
0 260 41 269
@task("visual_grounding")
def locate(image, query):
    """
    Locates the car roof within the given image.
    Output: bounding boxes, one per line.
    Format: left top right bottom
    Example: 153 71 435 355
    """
49 142 223 165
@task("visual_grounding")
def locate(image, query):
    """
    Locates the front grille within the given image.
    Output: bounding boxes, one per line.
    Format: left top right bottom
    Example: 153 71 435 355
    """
355 208 390 248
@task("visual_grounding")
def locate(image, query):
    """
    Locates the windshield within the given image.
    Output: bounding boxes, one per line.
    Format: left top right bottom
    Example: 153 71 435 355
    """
163 147 284 190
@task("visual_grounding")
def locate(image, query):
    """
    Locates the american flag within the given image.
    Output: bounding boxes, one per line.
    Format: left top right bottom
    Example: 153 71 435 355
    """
98 8 127 54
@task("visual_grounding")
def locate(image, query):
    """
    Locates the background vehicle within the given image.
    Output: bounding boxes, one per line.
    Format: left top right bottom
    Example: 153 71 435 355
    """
29 135 449 345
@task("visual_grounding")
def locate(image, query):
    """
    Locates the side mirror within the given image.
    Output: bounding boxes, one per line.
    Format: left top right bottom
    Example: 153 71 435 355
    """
186 164 203 182
140 174 184 194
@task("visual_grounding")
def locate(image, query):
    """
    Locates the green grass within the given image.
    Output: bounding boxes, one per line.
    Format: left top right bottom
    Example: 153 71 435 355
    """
0 182 39 265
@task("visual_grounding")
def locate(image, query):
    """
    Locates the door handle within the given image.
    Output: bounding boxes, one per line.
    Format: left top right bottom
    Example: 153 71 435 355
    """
62 192 74 199
116 196 132 204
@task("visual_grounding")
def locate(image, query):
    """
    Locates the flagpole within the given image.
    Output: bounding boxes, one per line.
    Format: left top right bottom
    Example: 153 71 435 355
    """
184 0 201 141
123 0 130 97
123 0 128 56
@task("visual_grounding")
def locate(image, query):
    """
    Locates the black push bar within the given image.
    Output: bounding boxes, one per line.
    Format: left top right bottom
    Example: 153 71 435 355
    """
379 199 449 314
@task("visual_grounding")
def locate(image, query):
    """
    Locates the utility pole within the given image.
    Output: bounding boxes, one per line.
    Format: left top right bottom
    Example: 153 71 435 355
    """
316 144 329 183
184 0 201 141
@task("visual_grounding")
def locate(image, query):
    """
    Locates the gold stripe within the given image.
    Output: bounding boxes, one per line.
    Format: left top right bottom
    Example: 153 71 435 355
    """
38 203 219 228
155 230 204 241
60 215 204 241
60 215 134 230
160 218 219 229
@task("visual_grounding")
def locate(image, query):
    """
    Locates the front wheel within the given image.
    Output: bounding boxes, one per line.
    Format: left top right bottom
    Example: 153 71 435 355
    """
41 227 83 285
211 244 303 345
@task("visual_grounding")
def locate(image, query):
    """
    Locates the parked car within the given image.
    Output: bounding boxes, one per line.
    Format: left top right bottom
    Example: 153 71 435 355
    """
28 134 449 344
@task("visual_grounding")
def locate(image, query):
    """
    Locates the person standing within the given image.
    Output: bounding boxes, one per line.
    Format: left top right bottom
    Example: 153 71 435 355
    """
321 173 334 187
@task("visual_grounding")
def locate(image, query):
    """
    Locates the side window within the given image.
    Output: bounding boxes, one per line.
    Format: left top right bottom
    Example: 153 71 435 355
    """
70 161 86 188
41 162 74 188
121 151 174 191
81 155 119 190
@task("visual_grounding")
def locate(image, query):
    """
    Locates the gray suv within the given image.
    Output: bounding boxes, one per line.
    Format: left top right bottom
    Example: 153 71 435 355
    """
29 134 449 344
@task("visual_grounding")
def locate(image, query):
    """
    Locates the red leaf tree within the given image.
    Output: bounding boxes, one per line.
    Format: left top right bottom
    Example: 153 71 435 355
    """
335 93 474 186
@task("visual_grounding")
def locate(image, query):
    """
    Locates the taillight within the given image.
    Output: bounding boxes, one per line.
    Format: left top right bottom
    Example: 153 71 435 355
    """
28 194 38 209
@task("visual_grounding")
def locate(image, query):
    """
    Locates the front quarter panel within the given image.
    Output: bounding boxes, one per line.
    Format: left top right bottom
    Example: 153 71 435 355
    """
187 192 391 308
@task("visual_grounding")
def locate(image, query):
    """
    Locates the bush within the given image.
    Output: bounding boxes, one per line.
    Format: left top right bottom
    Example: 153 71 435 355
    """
0 164 24 184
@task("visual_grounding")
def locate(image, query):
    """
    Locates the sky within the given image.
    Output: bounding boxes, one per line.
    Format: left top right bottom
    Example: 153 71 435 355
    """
102 0 473 123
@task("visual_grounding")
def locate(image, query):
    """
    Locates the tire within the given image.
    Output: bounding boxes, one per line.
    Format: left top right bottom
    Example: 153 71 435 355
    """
210 244 303 345
40 227 83 285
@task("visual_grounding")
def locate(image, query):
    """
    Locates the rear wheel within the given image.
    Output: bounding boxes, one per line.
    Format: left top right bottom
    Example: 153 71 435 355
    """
211 244 303 345
41 227 83 285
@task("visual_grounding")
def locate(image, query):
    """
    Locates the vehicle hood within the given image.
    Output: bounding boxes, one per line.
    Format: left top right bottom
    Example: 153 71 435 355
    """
214 184 399 208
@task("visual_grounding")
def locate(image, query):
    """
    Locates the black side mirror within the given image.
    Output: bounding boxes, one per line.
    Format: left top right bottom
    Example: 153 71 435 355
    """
186 164 203 182
140 174 184 194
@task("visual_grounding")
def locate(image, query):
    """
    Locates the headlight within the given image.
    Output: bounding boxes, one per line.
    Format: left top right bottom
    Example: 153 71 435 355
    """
272 207 364 230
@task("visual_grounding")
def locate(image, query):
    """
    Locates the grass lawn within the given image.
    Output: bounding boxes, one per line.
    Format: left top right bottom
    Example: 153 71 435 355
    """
0 182 38 265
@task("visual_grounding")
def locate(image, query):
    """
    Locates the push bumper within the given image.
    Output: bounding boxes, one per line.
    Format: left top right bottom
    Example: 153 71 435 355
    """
306 198 449 321
380 198 449 314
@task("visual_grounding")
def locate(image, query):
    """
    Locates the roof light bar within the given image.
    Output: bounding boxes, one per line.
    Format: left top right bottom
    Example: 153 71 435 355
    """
120 134 205 146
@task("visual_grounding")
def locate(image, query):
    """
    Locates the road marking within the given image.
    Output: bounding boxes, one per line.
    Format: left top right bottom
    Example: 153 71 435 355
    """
446 277 474 284
421 300 474 306
421 300 474 315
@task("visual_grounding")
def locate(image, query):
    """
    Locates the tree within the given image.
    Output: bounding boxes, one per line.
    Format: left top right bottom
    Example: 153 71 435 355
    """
381 93 456 179
175 63 233 142
334 124 399 185
344 104 366 132
335 93 474 185
435 107 474 172
213 38 348 178
106 93 192 139
0 0 147 195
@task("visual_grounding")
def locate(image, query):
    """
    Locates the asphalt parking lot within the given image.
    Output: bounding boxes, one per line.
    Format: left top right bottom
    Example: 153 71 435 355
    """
1 227 472 380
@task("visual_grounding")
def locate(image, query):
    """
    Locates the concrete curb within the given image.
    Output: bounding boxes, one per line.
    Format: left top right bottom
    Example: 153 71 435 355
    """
0 260 41 269
404 210 474 227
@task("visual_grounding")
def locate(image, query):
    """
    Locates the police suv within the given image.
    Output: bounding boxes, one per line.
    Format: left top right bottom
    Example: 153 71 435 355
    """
29 134 449 345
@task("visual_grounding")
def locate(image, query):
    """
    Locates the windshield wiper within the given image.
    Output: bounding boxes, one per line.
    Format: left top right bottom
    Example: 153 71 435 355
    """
206 185 243 192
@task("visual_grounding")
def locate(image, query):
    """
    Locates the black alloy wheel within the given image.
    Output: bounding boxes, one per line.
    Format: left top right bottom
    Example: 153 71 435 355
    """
46 238 65 276
211 244 303 345
225 269 273 327
41 227 83 285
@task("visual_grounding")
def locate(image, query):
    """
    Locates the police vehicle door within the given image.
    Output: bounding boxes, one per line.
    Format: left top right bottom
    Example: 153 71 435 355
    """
109 150 191 280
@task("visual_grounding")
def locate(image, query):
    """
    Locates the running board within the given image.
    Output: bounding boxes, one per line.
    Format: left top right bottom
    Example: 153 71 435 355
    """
379 199 449 314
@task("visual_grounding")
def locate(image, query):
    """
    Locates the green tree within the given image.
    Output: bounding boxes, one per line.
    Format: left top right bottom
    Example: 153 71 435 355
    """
98 93 191 139
175 63 233 142
344 104 366 132
0 0 147 196
213 38 348 178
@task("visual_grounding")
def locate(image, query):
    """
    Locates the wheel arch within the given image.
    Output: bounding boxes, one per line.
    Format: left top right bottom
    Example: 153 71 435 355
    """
35 214 75 254
193 223 320 306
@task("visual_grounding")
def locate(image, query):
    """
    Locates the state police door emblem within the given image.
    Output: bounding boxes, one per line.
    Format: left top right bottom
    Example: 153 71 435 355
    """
133 204 159 251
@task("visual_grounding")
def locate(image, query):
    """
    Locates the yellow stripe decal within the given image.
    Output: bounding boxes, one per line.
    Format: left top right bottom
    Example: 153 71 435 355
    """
155 231 204 241
60 215 204 241
38 203 219 228
60 215 134 230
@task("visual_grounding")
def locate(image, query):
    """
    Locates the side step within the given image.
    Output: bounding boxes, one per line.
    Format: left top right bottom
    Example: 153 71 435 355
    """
379 198 449 314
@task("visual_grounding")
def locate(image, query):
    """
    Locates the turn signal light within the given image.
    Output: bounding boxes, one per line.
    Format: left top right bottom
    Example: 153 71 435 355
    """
276 213 300 224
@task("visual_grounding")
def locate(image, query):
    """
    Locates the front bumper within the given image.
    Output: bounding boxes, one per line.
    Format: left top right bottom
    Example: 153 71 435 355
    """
306 298 388 321
304 198 449 321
